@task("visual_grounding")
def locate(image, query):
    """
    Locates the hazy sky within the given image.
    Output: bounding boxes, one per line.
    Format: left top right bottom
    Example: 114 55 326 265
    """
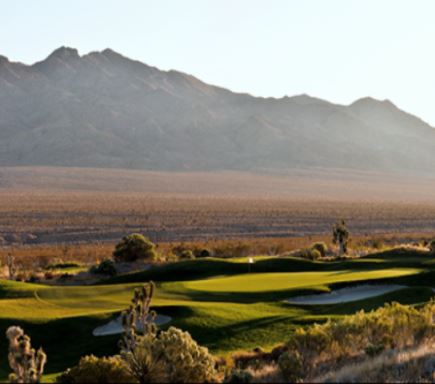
2 0 435 124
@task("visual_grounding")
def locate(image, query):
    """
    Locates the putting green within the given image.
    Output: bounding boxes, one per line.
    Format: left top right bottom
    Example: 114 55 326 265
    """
182 268 420 293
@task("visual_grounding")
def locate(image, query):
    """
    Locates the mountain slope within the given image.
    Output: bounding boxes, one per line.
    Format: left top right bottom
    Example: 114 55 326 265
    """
1 47 434 173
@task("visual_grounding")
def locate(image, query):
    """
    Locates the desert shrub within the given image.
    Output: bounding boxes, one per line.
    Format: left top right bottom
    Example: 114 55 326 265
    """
266 244 285 256
90 259 117 276
232 352 257 369
309 249 321 260
56 355 135 383
6 326 47 383
298 248 321 260
323 343 435 383
270 344 287 360
156 327 217 382
27 273 43 283
371 238 385 250
46 262 81 270
180 249 195 260
311 242 328 257
252 346 264 354
58 273 73 281
113 234 156 263
285 301 435 377
364 343 384 357
194 248 212 258
44 271 54 280
172 244 189 257
15 272 27 282
213 243 251 258
122 326 217 383
277 351 303 382
224 368 253 383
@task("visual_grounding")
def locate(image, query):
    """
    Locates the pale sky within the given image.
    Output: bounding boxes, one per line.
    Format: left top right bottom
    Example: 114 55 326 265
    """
2 0 435 125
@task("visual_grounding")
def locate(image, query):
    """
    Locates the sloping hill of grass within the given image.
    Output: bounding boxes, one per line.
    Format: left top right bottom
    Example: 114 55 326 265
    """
180 269 420 294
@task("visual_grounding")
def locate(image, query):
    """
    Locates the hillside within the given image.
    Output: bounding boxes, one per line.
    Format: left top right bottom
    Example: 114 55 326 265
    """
1 47 435 173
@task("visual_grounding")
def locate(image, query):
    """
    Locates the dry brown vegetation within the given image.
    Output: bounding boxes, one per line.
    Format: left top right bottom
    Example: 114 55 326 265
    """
1 167 435 252
1 189 435 245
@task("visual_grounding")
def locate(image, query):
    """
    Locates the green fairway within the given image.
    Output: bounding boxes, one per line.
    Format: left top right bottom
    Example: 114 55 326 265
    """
0 248 434 381
182 269 420 293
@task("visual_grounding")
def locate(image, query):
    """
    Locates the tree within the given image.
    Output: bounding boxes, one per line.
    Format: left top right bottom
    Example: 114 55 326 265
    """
113 234 156 263
332 220 350 255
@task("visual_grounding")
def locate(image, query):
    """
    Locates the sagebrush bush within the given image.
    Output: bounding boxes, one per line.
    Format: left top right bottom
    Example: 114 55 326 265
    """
277 351 303 382
297 248 321 260
195 248 211 258
122 326 217 383
213 243 251 258
90 259 117 276
46 262 81 270
113 234 156 263
311 242 328 257
364 343 385 357
321 342 435 383
56 355 135 383
224 368 253 383
286 301 435 377
180 249 195 260
371 238 385 250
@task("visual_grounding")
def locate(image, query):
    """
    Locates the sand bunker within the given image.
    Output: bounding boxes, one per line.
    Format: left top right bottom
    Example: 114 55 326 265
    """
93 315 172 336
286 284 407 305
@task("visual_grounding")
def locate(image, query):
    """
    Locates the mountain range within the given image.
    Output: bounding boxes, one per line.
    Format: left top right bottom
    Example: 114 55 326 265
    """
1 46 435 174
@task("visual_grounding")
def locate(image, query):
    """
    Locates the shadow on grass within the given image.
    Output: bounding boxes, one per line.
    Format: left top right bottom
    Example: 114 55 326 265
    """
0 304 193 381
0 314 117 381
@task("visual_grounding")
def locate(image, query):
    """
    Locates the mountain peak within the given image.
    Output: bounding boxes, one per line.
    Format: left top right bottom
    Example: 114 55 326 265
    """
47 46 80 61
350 97 396 108
284 93 331 106
101 48 129 61
102 48 118 55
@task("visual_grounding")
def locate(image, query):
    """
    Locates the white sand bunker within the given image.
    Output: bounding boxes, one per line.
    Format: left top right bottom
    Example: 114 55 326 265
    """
93 315 172 336
286 284 407 305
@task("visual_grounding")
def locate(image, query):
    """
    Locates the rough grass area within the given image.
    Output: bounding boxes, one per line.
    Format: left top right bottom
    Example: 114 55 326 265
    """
0 247 434 381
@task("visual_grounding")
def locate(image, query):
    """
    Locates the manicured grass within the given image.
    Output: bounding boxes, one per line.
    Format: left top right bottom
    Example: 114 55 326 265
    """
181 269 420 293
0 247 434 381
